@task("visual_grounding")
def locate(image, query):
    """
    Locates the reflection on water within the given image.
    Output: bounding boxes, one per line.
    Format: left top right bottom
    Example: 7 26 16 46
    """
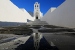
33 33 42 50
15 33 59 50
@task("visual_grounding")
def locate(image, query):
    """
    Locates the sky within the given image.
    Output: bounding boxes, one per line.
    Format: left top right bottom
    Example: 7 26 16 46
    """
11 0 65 15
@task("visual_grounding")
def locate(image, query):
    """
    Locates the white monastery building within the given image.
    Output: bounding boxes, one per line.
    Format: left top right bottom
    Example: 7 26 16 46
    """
33 2 43 20
27 2 48 25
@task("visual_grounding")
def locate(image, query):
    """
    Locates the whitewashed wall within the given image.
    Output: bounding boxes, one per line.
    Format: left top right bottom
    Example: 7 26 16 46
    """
41 0 75 28
0 0 34 23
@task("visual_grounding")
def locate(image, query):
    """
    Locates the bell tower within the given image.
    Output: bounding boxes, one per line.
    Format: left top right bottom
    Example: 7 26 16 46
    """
34 2 40 20
27 2 48 26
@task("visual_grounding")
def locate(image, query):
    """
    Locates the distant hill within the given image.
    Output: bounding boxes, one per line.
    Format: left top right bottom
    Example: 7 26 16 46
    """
28 11 33 17
0 21 26 27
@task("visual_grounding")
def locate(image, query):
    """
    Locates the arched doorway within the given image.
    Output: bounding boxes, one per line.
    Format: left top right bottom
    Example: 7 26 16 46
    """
36 15 38 19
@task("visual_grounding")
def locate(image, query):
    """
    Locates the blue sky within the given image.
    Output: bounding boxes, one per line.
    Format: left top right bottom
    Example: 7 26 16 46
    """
11 0 65 15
